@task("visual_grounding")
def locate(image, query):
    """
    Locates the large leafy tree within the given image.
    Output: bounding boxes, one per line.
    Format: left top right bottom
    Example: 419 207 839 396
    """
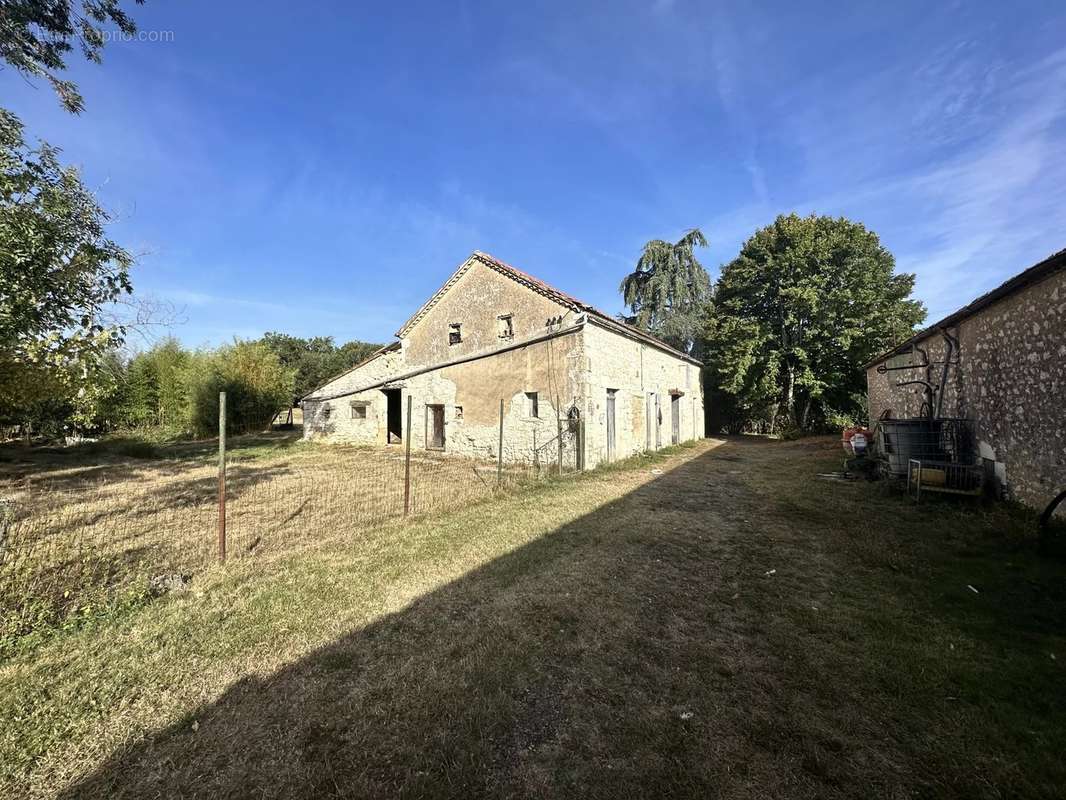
0 0 147 432
619 228 712 353
258 332 382 406
703 214 925 432
0 110 132 427
0 0 144 113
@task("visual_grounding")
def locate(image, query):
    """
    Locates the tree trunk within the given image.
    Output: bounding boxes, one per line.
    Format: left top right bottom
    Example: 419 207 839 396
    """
782 362 795 429
800 395 813 431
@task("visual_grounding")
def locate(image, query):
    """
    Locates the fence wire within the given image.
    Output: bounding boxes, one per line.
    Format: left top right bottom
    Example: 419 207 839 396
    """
0 418 583 642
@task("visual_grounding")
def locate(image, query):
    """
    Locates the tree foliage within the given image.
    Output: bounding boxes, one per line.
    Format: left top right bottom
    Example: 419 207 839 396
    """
118 337 188 430
258 332 381 403
0 109 132 427
184 342 295 438
703 214 925 433
0 0 144 113
619 228 711 353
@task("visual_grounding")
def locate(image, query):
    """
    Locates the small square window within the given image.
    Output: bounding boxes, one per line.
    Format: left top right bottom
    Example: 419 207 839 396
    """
448 323 462 345
321 406 331 421
350 402 367 420
455 405 463 420
526 391 539 418
498 314 514 339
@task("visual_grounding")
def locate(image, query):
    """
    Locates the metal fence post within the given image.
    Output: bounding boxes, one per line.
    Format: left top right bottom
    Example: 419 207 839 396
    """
556 410 564 476
497 399 504 487
404 395 413 515
578 417 585 471
218 390 227 563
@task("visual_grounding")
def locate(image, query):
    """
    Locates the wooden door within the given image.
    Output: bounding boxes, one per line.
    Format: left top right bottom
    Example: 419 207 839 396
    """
606 390 616 462
645 392 654 451
427 404 445 449
671 395 680 445
655 394 662 449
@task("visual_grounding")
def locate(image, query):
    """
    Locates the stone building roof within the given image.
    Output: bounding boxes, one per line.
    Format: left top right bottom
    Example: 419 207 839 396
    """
865 246 1066 368
301 250 702 402
397 250 702 365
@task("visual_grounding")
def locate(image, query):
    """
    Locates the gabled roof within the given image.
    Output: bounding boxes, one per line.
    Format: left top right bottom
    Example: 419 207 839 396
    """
865 246 1066 368
397 250 702 365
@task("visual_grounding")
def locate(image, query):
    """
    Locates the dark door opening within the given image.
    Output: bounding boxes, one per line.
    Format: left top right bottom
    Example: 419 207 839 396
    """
426 404 445 450
384 388 402 444
671 395 680 445
606 389 617 462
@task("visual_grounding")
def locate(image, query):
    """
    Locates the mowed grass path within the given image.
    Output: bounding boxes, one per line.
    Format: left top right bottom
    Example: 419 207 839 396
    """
2 437 1064 798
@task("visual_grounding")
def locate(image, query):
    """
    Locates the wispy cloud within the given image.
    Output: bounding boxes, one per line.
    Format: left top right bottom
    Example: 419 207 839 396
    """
698 8 1066 321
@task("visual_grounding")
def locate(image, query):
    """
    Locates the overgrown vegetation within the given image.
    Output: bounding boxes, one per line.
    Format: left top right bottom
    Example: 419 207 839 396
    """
1 1 144 437
1 331 382 440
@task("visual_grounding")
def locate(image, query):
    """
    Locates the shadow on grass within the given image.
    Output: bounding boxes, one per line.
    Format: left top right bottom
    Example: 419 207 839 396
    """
57 438 1066 799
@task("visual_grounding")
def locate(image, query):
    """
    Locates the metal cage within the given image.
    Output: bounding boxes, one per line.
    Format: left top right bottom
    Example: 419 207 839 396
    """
877 417 976 477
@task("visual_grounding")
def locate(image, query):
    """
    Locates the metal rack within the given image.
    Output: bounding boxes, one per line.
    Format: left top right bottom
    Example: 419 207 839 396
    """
907 458 984 502
877 417 976 477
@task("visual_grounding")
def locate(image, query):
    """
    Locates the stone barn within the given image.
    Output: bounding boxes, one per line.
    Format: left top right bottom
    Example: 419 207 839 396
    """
302 251 704 469
866 247 1065 512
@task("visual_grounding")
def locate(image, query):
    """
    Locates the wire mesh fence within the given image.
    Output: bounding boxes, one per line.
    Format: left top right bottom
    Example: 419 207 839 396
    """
0 410 586 645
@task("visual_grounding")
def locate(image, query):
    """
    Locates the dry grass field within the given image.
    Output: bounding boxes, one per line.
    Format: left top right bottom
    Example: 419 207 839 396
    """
0 431 546 644
1 436 1064 799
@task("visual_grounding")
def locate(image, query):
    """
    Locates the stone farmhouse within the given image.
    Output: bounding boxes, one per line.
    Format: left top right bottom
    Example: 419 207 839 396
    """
302 251 705 469
867 247 1065 512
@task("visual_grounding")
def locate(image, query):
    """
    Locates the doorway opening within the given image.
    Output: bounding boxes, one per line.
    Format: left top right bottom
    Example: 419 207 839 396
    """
384 388 402 444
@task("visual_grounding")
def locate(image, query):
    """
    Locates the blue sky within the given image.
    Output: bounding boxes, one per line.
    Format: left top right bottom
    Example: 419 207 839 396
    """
3 1 1065 348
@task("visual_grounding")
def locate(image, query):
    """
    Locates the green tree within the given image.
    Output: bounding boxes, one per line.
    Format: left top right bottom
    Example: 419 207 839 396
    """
184 341 295 437
0 110 132 427
259 332 381 405
703 214 925 432
0 1 146 433
619 228 712 353
0 0 145 114
120 338 188 429
334 339 381 375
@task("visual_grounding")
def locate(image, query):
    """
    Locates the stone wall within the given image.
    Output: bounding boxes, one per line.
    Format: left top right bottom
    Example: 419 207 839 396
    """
581 321 704 468
302 347 405 445
301 252 705 470
398 330 585 464
867 267 1066 512
403 258 574 367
